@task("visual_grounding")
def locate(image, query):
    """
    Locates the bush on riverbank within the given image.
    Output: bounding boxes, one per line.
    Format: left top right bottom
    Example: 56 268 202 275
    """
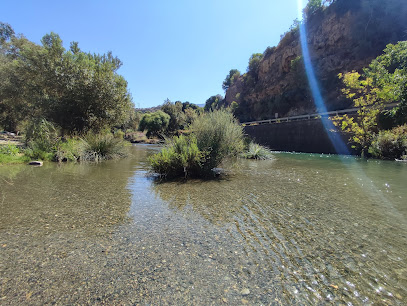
0 144 30 164
55 138 82 162
149 110 244 178
369 125 407 160
79 133 128 162
24 119 59 161
0 119 129 164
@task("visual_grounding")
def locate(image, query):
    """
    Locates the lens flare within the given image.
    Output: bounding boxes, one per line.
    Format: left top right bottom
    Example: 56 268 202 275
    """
296 0 402 220
297 0 349 155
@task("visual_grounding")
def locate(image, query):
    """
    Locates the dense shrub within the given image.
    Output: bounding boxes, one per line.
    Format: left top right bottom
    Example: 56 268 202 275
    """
55 138 81 162
369 125 407 160
125 131 148 143
149 110 245 178
25 118 59 152
190 110 244 174
24 147 54 161
23 119 59 160
79 133 127 162
114 129 125 139
149 135 203 178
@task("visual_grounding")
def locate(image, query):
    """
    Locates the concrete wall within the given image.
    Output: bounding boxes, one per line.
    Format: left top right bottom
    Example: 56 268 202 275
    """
244 118 354 154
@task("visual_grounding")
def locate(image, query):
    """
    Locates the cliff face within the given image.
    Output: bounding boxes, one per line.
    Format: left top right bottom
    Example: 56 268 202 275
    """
226 0 407 122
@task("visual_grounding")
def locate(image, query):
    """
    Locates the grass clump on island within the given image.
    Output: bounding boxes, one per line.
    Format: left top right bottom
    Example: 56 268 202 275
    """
241 142 274 160
149 110 245 178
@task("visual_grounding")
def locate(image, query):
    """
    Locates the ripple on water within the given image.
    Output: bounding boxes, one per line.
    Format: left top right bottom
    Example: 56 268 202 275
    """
0 146 406 304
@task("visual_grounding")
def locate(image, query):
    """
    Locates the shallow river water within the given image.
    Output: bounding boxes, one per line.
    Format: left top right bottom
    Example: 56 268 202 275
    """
1 144 406 305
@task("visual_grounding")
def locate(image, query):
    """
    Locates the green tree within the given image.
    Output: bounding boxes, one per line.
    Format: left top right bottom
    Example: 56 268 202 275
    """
247 53 263 82
333 72 382 156
32 34 131 133
161 99 186 132
365 41 407 125
0 25 39 131
222 69 241 92
230 101 239 113
138 111 170 138
204 94 223 112
303 0 323 17
0 22 14 44
122 109 143 131
0 24 132 134
184 107 198 126
181 101 201 112
333 41 407 156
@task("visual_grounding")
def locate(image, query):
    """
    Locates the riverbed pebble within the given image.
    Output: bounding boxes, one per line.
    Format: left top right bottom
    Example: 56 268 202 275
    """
241 288 250 296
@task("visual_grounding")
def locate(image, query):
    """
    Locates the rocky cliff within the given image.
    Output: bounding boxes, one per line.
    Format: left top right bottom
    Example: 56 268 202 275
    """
226 0 407 122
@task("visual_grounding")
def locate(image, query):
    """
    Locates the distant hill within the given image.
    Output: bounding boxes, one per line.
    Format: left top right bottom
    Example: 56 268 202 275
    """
135 102 204 113
135 106 161 113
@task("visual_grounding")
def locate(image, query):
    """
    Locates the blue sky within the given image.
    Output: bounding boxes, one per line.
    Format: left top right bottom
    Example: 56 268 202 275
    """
2 0 304 108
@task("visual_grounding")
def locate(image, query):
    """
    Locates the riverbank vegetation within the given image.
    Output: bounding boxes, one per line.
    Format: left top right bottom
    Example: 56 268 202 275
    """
333 41 407 159
0 22 133 163
0 144 29 164
137 100 203 138
20 119 128 163
3 11 405 165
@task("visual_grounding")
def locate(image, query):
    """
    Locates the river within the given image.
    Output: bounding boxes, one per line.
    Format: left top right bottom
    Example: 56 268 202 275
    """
1 144 406 304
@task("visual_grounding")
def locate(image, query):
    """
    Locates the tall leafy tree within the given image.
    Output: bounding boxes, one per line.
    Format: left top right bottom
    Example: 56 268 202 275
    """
0 24 39 131
138 111 170 138
32 33 131 133
161 99 186 132
333 41 407 155
0 23 132 133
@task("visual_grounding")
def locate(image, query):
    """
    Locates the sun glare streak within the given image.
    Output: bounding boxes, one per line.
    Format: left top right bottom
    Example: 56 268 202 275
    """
297 0 349 155
296 0 402 219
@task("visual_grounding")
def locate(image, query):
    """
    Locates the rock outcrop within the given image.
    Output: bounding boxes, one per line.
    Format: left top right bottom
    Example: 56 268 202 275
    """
226 0 407 122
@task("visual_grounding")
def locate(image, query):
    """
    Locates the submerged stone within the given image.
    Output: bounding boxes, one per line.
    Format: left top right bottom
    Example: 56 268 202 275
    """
241 288 250 296
28 161 43 166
